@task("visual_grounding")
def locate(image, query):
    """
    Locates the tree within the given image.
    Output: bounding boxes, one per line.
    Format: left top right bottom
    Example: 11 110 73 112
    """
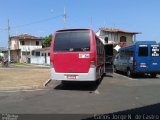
42 34 52 47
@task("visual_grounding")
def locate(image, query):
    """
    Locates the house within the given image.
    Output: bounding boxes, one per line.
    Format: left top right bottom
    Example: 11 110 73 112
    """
96 28 141 47
10 34 42 63
31 47 50 65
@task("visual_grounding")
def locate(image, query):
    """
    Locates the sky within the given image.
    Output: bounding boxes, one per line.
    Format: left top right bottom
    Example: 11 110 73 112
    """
0 0 160 47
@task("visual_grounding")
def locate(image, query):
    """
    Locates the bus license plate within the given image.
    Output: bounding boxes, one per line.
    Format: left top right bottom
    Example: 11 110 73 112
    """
66 75 77 79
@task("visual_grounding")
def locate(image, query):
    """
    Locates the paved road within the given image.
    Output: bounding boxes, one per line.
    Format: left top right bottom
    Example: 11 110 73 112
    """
0 73 160 116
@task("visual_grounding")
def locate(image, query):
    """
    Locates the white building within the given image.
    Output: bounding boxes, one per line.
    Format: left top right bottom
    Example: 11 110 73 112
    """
10 34 42 63
31 47 50 65
96 28 140 47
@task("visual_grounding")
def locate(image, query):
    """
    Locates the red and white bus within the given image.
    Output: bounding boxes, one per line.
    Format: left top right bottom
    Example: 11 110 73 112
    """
50 29 105 83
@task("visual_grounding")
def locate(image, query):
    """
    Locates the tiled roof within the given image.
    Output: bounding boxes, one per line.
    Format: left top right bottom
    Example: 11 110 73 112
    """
10 34 42 40
100 28 141 34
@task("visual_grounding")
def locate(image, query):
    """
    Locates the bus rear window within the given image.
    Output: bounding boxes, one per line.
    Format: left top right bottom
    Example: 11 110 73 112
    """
138 46 148 56
54 31 90 52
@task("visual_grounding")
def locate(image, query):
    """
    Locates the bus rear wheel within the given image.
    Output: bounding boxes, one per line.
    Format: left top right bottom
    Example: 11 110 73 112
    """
150 73 157 78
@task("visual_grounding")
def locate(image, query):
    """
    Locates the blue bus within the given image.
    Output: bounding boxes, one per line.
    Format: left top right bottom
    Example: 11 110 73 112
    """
113 41 160 77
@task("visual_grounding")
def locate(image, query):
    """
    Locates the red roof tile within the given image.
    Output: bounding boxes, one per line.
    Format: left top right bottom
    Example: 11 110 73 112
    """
10 34 42 40
100 28 141 34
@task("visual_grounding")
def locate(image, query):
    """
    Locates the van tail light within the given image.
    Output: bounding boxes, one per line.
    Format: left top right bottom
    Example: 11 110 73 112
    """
90 61 95 68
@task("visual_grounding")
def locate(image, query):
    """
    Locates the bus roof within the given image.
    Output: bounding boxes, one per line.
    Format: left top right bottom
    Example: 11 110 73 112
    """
56 29 91 33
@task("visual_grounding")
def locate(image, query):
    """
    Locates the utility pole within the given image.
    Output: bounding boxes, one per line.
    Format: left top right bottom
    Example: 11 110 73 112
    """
7 19 11 64
63 7 67 29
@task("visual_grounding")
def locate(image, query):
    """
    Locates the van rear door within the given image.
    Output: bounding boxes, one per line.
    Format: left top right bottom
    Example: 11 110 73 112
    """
53 30 92 73
136 45 150 71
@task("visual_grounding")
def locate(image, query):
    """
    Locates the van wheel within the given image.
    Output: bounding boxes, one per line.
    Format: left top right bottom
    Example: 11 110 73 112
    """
114 66 117 73
150 73 157 78
127 68 132 77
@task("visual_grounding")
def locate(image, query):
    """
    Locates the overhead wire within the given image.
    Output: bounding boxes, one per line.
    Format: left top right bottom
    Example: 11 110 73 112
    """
0 14 63 31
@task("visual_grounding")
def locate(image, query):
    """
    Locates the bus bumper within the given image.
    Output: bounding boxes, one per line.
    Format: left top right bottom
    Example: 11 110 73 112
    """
50 67 97 81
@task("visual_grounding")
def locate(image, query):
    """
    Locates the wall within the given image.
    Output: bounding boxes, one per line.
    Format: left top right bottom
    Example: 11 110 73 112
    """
10 38 19 50
117 33 133 44
20 39 42 46
31 56 50 65
10 50 21 62
31 50 50 65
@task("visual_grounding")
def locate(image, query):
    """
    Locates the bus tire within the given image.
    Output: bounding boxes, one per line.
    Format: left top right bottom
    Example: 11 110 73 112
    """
150 73 157 78
127 68 132 77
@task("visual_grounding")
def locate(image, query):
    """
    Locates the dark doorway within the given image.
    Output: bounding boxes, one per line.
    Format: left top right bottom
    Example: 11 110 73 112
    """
104 44 113 74
45 53 47 64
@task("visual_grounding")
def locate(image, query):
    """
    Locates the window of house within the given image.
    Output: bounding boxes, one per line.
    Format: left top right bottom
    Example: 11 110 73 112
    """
48 53 50 56
35 52 40 56
36 41 39 46
120 36 127 42
104 37 108 43
41 53 44 56
21 41 25 45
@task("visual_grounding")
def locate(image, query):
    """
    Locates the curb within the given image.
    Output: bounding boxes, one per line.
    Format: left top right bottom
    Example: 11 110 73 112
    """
43 79 52 87
0 85 45 92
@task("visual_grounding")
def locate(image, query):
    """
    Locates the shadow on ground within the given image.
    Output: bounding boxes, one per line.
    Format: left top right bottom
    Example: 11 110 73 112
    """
54 78 103 91
115 71 159 79
83 103 160 120
18 103 160 120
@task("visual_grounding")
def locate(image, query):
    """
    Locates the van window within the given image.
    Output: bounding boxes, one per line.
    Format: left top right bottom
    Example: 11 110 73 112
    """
138 46 148 56
54 31 90 52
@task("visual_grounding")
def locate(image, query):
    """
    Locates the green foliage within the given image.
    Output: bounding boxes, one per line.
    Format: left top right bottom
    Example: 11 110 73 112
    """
42 34 52 47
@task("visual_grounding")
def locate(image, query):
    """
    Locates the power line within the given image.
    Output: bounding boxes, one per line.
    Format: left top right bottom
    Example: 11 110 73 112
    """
12 14 63 29
0 14 63 31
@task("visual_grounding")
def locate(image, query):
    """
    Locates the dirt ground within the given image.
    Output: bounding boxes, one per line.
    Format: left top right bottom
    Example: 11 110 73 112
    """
0 68 50 91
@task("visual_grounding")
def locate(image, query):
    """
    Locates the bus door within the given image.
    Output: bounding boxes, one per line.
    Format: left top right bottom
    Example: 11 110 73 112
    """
104 44 113 73
136 45 150 71
149 44 160 71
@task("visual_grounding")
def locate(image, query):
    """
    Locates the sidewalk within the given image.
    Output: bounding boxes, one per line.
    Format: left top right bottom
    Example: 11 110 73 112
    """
9 63 50 69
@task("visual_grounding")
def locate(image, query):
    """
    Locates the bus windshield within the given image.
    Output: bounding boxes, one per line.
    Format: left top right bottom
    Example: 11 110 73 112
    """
54 31 90 52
